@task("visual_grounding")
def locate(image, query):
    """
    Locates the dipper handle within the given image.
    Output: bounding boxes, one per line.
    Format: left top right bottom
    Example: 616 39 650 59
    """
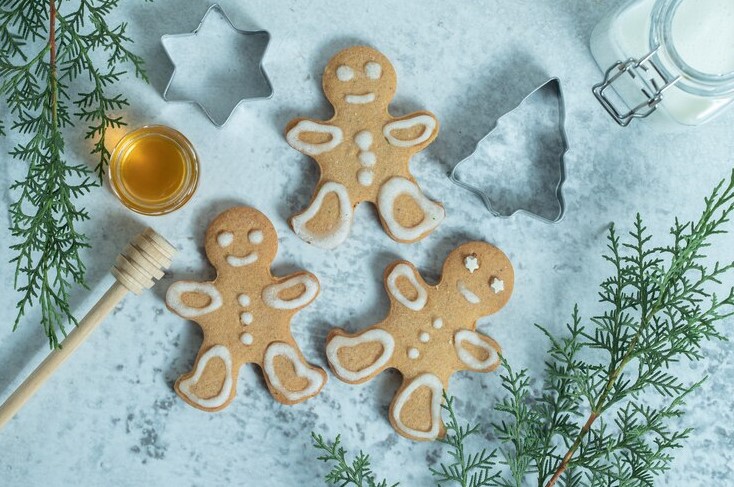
0 228 175 429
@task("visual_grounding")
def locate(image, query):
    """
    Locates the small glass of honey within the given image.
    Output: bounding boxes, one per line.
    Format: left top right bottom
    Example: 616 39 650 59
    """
108 125 199 215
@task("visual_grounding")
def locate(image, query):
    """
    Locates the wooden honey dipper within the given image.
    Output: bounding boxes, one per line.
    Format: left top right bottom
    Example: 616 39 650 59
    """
0 228 176 429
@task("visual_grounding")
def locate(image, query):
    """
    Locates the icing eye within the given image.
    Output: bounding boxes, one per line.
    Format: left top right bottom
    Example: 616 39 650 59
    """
248 229 264 244
364 62 382 80
217 231 234 248
490 277 505 294
336 65 354 82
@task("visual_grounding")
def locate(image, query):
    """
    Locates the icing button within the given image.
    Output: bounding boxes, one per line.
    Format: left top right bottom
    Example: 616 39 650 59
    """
240 312 254 325
240 333 254 345
407 347 420 360
432 318 443 329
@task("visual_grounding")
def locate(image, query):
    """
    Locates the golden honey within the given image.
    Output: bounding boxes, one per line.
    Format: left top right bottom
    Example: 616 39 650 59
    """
109 125 199 215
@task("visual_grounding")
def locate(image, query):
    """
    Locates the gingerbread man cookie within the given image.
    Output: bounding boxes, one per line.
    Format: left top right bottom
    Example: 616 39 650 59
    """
285 46 444 249
166 207 327 411
325 242 513 441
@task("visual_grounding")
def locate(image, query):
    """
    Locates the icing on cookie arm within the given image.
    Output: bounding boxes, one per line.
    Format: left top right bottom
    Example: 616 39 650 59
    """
383 112 438 150
384 261 429 311
326 328 395 384
262 272 320 311
166 281 223 318
286 119 344 156
454 329 501 372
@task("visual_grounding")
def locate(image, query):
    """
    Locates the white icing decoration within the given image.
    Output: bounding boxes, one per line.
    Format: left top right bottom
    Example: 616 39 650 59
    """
326 329 395 382
166 282 223 318
392 373 443 440
432 318 444 329
286 120 343 156
248 229 264 244
262 274 319 310
345 93 376 104
407 347 420 360
377 177 445 242
226 253 258 267
217 231 233 248
359 151 376 166
240 312 253 325
457 280 481 304
357 168 374 187
291 181 353 249
386 263 428 311
240 332 254 345
238 294 250 307
454 330 499 370
177 345 233 409
383 114 437 148
263 342 324 402
354 130 373 150
364 61 382 79
464 255 479 273
490 277 505 294
419 332 430 343
336 65 354 81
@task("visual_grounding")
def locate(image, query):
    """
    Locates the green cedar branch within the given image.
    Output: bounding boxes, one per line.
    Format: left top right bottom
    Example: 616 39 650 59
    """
0 0 149 348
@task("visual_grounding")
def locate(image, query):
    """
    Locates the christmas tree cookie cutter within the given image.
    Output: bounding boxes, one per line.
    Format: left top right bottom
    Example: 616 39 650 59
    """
449 77 569 223
161 4 273 126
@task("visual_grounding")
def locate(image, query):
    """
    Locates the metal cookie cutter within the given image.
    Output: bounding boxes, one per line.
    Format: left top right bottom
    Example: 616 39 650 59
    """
449 78 568 223
161 4 273 126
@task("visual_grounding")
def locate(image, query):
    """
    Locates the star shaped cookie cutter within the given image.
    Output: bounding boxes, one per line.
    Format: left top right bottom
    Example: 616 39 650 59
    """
449 78 569 224
161 4 273 126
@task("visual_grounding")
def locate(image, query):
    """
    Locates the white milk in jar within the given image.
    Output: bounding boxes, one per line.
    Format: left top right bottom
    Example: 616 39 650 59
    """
590 0 734 127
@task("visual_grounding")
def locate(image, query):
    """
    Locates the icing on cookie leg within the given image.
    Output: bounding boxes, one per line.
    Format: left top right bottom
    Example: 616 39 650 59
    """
176 345 235 410
290 181 354 249
389 373 445 441
326 328 395 383
377 177 445 242
263 342 327 403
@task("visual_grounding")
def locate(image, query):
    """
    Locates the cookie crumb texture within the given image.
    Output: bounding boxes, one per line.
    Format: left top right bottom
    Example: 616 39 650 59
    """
285 45 444 249
326 242 514 441
165 207 327 411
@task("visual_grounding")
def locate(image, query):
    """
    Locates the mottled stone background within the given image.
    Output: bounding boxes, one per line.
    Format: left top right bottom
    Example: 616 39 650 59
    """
1 1 732 485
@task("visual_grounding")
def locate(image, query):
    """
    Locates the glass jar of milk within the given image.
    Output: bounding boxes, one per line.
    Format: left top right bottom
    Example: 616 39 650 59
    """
590 0 734 127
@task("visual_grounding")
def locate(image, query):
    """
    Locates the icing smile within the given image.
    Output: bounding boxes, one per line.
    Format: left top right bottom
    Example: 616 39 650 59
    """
226 252 258 267
345 92 376 104
457 280 481 304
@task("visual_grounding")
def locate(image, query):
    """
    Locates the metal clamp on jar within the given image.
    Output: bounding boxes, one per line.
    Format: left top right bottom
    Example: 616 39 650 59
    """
590 0 734 128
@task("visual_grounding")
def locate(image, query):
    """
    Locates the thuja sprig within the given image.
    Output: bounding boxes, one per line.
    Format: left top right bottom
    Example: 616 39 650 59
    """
0 0 148 347
491 169 734 486
431 392 501 487
312 169 734 487
312 433 398 487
